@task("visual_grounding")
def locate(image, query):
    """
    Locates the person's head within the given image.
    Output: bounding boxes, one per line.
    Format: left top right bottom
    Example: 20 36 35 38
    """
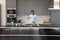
31 10 34 15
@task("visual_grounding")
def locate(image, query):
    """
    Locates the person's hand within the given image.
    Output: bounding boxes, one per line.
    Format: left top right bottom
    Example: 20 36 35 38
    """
22 22 26 26
32 22 35 24
28 17 30 19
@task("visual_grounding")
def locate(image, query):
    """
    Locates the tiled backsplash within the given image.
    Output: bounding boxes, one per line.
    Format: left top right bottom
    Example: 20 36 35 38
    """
17 15 50 24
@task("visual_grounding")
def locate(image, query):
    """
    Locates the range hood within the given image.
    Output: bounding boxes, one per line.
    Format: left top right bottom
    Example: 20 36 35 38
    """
48 0 60 10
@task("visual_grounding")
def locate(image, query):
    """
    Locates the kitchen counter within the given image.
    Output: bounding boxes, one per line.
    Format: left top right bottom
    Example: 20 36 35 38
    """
0 27 59 29
6 23 51 27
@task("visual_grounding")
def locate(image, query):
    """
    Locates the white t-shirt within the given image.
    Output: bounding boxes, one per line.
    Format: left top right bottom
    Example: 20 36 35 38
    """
28 14 39 24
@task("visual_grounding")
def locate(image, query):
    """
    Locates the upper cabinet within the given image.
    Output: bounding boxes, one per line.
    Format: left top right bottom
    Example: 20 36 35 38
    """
49 0 53 8
6 0 16 9
48 0 60 10
6 0 16 23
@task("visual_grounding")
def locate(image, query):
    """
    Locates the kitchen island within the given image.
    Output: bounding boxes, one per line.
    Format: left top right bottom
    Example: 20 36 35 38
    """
0 27 60 40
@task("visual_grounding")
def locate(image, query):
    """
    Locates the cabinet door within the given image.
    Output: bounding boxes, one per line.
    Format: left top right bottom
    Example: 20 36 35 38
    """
2 37 10 40
6 0 16 8
0 5 1 26
50 0 53 8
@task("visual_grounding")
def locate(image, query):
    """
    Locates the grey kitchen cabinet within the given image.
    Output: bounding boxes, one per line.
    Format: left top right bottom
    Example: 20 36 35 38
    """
2 36 20 40
49 0 53 8
0 28 47 40
6 0 16 8
0 36 46 40
6 0 16 23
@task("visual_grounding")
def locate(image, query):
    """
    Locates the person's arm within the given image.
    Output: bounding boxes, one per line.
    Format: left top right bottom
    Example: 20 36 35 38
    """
27 15 30 19
35 15 39 22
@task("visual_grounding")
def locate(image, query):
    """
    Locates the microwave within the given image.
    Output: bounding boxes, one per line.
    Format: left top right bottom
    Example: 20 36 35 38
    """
7 14 16 18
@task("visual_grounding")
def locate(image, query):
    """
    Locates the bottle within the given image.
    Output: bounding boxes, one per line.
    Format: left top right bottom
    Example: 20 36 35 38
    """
11 21 14 26
16 23 18 27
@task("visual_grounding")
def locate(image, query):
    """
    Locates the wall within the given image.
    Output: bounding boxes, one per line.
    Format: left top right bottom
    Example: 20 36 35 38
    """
16 0 51 16
0 0 6 26
17 16 50 24
17 0 60 26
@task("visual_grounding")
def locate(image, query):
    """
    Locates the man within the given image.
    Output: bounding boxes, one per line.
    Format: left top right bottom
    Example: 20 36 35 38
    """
28 10 39 24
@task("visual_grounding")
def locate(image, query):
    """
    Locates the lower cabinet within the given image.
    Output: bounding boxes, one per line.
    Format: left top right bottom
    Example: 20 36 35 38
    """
47 36 60 40
0 28 60 40
0 28 46 40
0 36 19 40
0 36 46 40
